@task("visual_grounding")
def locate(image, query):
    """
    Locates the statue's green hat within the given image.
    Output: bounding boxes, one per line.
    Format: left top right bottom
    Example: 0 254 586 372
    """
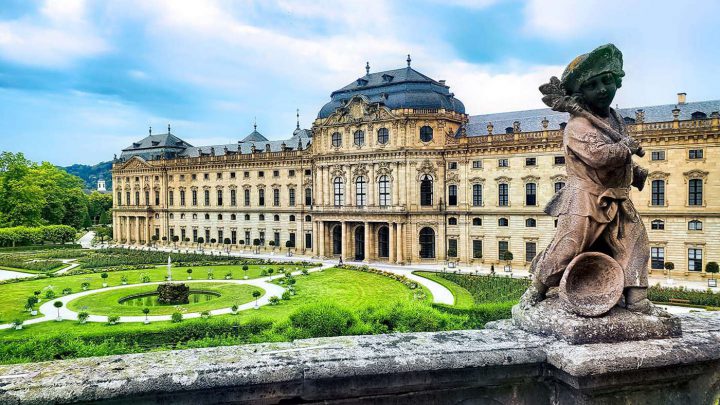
561 43 625 95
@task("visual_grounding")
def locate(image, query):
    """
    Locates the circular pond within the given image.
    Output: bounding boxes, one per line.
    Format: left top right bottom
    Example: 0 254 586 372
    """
118 290 221 307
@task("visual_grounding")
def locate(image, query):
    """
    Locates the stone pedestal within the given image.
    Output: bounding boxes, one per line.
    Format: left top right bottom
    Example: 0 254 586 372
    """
511 296 682 344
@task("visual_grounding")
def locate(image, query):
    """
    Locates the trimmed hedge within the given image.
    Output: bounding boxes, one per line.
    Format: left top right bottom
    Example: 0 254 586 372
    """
648 284 720 307
436 273 530 304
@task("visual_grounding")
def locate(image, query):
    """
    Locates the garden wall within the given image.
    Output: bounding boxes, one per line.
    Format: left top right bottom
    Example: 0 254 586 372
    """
1 312 719 404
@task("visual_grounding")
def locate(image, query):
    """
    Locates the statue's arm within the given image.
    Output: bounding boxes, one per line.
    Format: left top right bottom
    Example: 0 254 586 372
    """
631 163 648 191
566 127 631 169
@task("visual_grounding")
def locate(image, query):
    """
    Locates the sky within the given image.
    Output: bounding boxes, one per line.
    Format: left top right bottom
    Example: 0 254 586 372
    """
0 0 719 166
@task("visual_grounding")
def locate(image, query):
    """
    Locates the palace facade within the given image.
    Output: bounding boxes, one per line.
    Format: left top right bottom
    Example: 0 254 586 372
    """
112 62 720 278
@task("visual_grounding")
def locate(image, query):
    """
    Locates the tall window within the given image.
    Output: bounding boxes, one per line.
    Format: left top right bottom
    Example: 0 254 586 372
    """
117 191 122 205
447 239 458 258
144 190 149 205
230 189 237 206
135 191 140 206
472 240 483 259
244 189 250 206
472 184 482 206
273 189 280 206
179 190 186 206
216 189 223 206
651 180 665 206
525 242 537 262
333 177 344 206
378 175 390 206
331 132 342 147
168 190 174 206
419 126 433 142
204 190 210 206
525 183 537 206
420 175 433 206
154 190 160 205
688 248 702 271
498 183 509 206
305 187 312 206
355 177 367 206
419 227 435 258
448 185 458 206
651 247 665 270
353 130 365 146
289 188 296 206
377 127 389 144
192 190 198 206
554 181 565 193
689 179 703 206
498 241 509 260
258 188 265 206
305 233 312 249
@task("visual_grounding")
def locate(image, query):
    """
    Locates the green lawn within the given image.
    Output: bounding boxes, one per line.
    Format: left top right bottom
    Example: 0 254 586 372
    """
414 271 475 308
0 263 302 323
1 267 427 339
67 282 260 316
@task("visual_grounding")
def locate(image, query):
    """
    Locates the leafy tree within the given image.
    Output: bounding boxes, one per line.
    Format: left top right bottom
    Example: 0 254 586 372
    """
87 191 113 224
252 290 262 307
664 262 675 271
707 262 719 280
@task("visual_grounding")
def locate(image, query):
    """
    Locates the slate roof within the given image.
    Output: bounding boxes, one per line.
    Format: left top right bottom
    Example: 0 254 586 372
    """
242 129 268 142
317 66 465 118
467 99 720 136
121 133 192 151
179 129 312 158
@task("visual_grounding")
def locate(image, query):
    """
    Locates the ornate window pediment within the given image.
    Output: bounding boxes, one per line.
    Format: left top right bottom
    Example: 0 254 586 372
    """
242 184 252 190
495 176 512 183
521 175 540 184
330 165 346 179
683 169 709 183
228 185 237 190
215 185 224 190
469 177 486 185
202 185 211 190
352 164 369 179
648 171 670 181
446 172 460 184
416 159 437 180
550 174 567 183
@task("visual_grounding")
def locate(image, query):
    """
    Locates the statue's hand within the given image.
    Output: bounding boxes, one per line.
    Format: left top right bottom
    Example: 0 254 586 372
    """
620 136 641 154
632 165 649 191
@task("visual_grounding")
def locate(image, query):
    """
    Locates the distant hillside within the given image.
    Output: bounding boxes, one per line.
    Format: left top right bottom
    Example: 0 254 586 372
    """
62 161 113 191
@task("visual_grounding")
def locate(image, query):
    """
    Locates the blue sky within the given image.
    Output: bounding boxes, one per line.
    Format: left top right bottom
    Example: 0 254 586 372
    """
1 0 719 165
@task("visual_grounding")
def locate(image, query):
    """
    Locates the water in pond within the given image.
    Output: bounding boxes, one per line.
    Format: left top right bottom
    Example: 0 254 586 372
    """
120 292 218 307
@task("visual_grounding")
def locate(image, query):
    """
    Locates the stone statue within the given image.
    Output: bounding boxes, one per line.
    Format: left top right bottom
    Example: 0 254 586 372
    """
511 44 680 343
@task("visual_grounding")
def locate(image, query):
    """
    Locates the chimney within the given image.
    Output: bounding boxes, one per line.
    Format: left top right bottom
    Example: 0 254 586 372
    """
677 92 687 105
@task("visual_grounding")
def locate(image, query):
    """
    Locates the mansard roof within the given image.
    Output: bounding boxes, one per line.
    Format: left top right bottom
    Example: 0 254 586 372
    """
242 129 268 142
179 129 312 158
121 133 192 151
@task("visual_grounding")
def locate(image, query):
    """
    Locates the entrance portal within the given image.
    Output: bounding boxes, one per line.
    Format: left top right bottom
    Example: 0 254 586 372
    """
354 226 365 261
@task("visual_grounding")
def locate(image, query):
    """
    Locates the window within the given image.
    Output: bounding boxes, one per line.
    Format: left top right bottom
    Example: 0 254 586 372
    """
258 188 265 206
689 179 703 206
274 232 280 247
448 185 457 206
191 174 197 181
116 191 122 205
498 241 509 260
448 217 458 225
472 160 482 169
651 247 665 270
498 217 509 227
230 172 236 179
651 219 665 230
333 177 344 206
355 177 367 206
525 218 537 227
179 190 186 206
554 182 565 194
204 189 210 206
651 180 665 206
525 157 536 166
273 214 279 222
204 213 210 220
258 171 264 178
289 169 295 177
243 171 250 178
168 191 174 206
472 217 482 226
419 227 435 259
144 190 149 205
304 169 311 176
688 248 703 272
525 242 537 262
273 170 279 178
378 175 390 206
289 188 296 206
217 214 223 220
244 189 250 206
305 233 313 249
230 189 237 206
289 215 296 222
155 191 160 206
525 183 537 206
203 173 209 180
377 127 389 144
447 239 458 258
448 162 458 170
273 189 280 206
498 158 509 168
231 230 237 244
217 189 223 206
179 175 185 181
217 172 222 180
259 214 265 221
420 175 433 206
192 229 198 242
289 232 296 248
331 132 342 147
419 126 433 142
651 151 665 161
688 220 703 231
192 214 198 220
230 214 236 220
472 240 483 259
244 231 251 245
689 149 704 159
305 187 312 206
554 156 566 165
135 191 140 206
180 213 185 219
244 214 250 220
191 189 198 206
259 230 266 244
498 183 509 207
472 184 483 206
353 130 365 146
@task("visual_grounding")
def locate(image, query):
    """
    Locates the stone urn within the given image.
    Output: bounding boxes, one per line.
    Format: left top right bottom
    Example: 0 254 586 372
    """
559 252 624 317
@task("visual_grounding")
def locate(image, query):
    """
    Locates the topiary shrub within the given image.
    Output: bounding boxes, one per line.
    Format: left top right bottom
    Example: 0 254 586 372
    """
171 312 183 323
287 302 359 339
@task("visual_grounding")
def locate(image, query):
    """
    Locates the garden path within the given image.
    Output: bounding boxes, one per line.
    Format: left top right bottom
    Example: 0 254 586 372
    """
77 231 95 249
53 259 80 275
0 269 34 281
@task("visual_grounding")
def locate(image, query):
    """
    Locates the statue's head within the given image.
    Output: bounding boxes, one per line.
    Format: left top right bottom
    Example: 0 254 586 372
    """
561 44 625 115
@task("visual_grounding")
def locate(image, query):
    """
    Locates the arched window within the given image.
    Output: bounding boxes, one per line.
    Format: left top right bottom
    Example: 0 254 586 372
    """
259 214 265 221
472 184 482 206
377 127 389 144
419 227 435 259
204 213 210 220
258 188 265 206
331 132 342 147
651 219 664 230
525 218 537 227
305 215 311 222
289 215 296 222
505 127 513 134
180 213 185 219
355 176 367 206
192 214 198 220
377 226 389 258
378 175 390 206
353 130 365 146
689 220 703 231
691 111 707 120
244 214 250 220
333 177 344 206
448 217 458 225
273 214 280 221
420 175 433 206
448 184 458 206
217 214 223 220
154 213 160 219
498 217 509 227
169 213 174 219
419 126 433 142
472 217 482 226
231 214 236 220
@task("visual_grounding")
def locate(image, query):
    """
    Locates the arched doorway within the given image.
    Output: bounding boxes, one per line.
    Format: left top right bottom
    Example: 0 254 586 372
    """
332 225 342 255
419 227 435 259
377 226 389 258
354 226 365 261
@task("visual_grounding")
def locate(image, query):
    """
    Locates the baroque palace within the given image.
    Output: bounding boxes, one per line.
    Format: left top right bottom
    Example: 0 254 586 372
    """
112 59 720 278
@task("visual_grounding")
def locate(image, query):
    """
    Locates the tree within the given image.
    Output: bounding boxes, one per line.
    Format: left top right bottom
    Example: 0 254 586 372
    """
172 235 179 247
87 191 113 225
142 307 150 322
53 300 63 319
242 264 249 279
706 262 719 280
252 290 261 307
664 262 675 272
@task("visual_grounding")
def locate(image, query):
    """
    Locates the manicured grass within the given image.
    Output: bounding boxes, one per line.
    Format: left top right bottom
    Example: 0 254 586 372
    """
0 264 302 323
414 271 475 308
67 282 260 316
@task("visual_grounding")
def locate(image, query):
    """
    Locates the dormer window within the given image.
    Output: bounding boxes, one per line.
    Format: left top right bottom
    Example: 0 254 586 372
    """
151 141 160 146
357 78 368 86
382 74 394 82
691 111 707 120
132 142 141 148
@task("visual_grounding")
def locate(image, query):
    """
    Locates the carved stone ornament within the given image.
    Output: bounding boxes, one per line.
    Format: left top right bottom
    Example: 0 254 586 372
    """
495 176 512 183
446 172 460 184
550 174 567 183
376 162 394 181
648 171 670 182
522 175 540 183
331 165 346 179
353 164 369 179
416 160 437 179
469 177 485 185
683 169 709 183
